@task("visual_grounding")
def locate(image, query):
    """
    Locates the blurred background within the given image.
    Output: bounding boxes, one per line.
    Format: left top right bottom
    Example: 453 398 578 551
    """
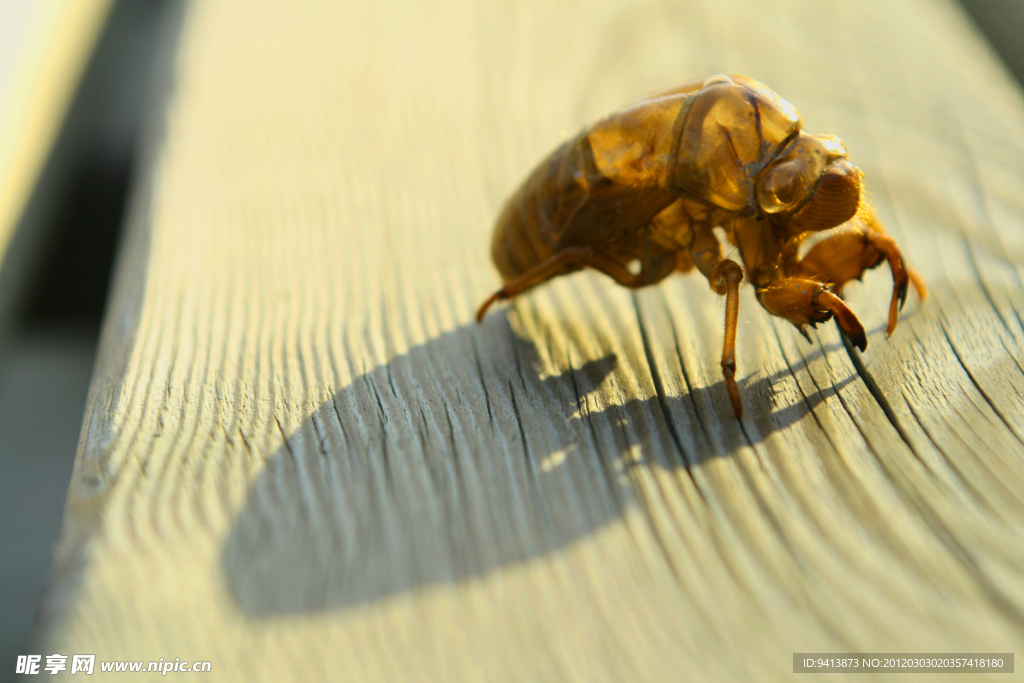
0 0 168 677
0 0 1019 678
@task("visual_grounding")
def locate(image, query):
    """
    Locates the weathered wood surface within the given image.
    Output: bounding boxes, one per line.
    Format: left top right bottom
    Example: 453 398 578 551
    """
0 0 113 336
37 0 1024 680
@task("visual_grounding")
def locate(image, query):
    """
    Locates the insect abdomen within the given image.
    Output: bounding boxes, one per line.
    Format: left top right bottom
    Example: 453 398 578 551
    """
490 132 595 281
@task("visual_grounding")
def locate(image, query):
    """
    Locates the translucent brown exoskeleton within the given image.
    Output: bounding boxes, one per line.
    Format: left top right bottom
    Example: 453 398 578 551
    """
476 74 926 417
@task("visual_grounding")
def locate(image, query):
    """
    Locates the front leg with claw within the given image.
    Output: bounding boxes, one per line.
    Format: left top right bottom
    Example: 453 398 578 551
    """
756 278 868 351
793 207 927 337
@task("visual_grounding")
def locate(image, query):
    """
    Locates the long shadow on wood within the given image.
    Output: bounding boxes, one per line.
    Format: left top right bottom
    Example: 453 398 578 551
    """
222 312 854 616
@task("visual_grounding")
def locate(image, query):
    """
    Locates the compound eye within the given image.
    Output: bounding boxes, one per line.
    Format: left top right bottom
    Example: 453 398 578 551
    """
758 161 808 213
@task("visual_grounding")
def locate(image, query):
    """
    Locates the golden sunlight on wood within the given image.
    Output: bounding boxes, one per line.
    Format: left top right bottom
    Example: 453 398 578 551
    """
34 0 1024 680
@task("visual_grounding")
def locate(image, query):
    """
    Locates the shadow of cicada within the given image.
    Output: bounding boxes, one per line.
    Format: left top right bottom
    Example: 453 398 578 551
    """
222 311 853 616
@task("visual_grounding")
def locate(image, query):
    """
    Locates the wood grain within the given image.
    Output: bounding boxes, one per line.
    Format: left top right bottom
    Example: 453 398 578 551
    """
37 0 1024 680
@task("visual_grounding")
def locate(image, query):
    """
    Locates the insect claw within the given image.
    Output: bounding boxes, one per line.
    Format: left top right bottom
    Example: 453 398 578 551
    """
840 329 867 353
909 269 928 302
840 328 867 353
798 326 812 343
475 290 504 323
897 280 908 311
885 286 904 337
817 290 867 351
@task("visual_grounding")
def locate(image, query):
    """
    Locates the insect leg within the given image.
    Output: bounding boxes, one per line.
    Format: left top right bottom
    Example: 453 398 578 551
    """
687 222 746 416
756 279 867 351
715 259 745 417
797 214 927 337
476 242 681 322
476 247 595 322
578 246 677 289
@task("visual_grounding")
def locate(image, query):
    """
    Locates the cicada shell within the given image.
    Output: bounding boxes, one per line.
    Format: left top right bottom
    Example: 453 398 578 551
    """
477 74 926 417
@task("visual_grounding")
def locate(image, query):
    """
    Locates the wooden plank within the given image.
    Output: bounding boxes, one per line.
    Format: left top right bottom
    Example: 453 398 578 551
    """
36 0 1024 680
0 0 114 329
